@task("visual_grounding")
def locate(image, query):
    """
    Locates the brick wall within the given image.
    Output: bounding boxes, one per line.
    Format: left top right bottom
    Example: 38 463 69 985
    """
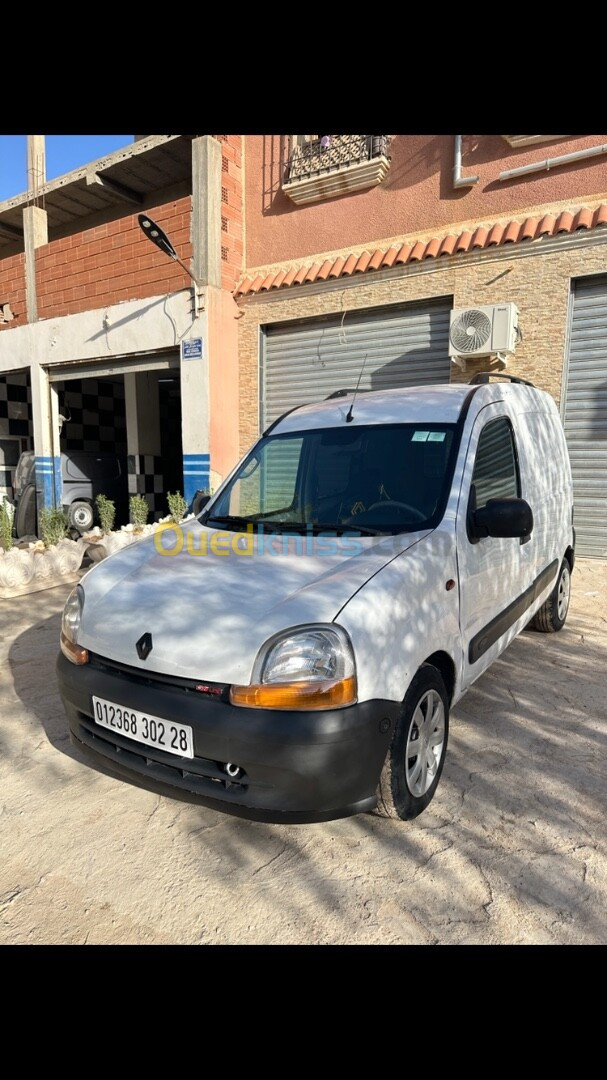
35 197 192 318
216 135 243 292
0 253 26 331
237 230 607 454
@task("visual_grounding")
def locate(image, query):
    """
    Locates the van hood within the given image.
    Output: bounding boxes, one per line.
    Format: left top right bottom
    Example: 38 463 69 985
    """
77 520 427 683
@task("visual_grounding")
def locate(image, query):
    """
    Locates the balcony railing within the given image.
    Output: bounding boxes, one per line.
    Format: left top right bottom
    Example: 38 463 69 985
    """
284 135 390 184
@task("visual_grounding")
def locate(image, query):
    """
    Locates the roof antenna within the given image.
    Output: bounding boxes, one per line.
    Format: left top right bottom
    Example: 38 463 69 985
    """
346 354 368 423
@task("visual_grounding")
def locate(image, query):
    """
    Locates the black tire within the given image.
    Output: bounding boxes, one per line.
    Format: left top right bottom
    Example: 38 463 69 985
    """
67 500 94 534
531 558 571 633
375 664 449 821
14 483 37 538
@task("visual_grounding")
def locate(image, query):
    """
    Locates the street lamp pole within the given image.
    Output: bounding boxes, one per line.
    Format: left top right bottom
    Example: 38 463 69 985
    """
137 213 204 315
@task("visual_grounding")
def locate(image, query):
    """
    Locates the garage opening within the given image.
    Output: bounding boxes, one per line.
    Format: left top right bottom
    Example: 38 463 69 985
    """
56 374 130 529
261 298 452 428
563 274 607 557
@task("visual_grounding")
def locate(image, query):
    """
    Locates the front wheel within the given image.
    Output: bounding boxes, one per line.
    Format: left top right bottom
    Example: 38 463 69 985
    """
375 664 449 820
531 558 571 633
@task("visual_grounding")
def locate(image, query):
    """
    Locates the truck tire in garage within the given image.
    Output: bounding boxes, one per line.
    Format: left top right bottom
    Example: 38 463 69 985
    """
67 500 95 534
14 483 37 539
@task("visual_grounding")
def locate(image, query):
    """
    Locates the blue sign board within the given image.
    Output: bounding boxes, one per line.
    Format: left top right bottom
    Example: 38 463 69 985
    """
181 337 203 361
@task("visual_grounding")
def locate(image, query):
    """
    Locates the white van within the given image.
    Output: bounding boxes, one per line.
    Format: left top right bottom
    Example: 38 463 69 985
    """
57 374 574 823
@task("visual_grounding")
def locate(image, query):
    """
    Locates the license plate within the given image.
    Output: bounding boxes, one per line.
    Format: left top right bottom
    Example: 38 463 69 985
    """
92 696 194 759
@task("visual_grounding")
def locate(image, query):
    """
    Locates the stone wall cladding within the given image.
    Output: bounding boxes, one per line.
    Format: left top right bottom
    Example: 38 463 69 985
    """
237 234 607 454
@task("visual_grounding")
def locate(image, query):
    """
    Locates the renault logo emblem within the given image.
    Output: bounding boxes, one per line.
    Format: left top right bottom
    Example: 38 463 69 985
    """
136 632 153 660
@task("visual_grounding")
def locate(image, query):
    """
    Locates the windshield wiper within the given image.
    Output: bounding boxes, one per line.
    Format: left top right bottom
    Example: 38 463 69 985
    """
203 514 254 530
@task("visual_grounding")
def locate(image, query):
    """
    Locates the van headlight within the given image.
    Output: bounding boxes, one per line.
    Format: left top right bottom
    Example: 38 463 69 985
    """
230 625 357 710
60 585 89 665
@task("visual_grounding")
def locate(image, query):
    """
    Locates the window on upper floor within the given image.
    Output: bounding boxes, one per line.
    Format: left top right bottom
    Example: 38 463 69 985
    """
283 135 391 206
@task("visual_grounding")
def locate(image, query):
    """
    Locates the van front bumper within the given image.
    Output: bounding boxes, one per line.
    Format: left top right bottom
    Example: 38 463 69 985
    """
57 652 399 824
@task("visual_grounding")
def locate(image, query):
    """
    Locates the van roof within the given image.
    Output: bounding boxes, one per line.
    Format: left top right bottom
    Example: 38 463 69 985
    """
269 381 551 435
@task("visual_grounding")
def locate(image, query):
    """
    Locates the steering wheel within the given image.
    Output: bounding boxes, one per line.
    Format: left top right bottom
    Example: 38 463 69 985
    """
359 499 426 524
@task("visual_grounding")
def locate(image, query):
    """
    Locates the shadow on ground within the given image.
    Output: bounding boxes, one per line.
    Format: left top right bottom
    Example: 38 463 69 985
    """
4 564 606 944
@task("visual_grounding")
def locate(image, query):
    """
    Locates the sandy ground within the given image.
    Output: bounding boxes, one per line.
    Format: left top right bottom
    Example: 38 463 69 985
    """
0 557 605 945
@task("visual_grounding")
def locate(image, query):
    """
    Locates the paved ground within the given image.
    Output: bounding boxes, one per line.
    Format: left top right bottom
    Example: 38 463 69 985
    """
1 558 605 945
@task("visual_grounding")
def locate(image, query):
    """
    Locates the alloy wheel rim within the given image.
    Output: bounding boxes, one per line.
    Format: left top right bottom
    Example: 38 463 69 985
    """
405 689 445 797
557 565 570 622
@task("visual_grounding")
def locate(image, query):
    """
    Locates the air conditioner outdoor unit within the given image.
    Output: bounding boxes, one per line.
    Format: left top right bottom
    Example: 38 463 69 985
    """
449 303 519 364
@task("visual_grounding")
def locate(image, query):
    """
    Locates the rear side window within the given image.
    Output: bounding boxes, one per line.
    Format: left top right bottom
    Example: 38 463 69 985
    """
472 417 520 508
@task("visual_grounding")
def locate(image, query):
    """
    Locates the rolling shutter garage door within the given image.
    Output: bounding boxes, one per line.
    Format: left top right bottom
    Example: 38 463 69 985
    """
563 276 607 558
261 299 451 428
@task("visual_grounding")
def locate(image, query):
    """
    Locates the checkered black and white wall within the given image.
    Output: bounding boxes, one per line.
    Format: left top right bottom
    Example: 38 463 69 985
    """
0 372 33 500
57 378 127 456
128 454 166 518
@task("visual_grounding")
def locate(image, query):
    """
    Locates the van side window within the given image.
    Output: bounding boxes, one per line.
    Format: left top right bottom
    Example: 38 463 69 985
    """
471 417 520 508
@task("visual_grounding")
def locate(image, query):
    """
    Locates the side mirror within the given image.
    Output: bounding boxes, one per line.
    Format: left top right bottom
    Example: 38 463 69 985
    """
192 491 211 516
471 497 533 541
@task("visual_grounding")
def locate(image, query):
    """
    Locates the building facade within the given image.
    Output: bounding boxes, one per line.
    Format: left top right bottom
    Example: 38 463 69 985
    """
237 135 607 558
0 135 243 520
1 134 606 556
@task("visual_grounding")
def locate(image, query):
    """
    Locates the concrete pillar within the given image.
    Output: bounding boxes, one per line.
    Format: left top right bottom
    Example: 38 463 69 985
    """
125 371 162 514
31 363 61 516
23 205 48 323
180 135 223 505
180 309 210 506
192 135 222 287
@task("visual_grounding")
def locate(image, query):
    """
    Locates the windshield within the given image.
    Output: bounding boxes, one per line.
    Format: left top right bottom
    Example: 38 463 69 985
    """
204 423 456 534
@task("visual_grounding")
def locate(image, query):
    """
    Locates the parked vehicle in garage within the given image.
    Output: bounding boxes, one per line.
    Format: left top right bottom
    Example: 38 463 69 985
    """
57 374 575 824
13 450 126 538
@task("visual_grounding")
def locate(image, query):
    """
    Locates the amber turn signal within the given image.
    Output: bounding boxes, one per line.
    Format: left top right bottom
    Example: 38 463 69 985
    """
230 675 357 711
60 631 89 666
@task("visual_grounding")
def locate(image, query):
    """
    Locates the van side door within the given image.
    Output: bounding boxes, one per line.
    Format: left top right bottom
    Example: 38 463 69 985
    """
457 403 532 690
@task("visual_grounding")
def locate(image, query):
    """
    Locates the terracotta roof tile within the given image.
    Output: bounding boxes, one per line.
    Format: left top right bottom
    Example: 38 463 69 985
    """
438 235 457 256
235 203 607 296
317 259 334 281
503 221 521 244
573 208 593 230
520 217 539 241
329 256 346 277
487 223 505 246
471 226 489 249
395 243 412 264
354 251 372 273
456 231 473 253
304 262 322 283
382 246 401 268
409 241 426 261
537 214 556 236
555 211 574 233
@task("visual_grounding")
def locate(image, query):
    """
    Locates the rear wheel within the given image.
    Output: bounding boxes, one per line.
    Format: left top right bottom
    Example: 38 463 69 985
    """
375 664 449 820
531 558 571 633
67 500 94 534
